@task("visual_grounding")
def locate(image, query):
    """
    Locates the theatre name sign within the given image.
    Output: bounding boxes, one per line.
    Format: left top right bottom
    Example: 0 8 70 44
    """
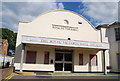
52 24 78 31
22 36 109 50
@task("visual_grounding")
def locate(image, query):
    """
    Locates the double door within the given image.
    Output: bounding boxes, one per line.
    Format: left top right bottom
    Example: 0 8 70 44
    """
55 50 72 72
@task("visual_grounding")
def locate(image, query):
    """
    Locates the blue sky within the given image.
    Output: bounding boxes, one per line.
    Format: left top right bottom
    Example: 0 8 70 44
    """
1 1 119 32
63 2 118 26
63 2 96 25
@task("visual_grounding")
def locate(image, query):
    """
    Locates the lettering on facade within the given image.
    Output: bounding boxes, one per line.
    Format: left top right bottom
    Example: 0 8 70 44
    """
38 39 103 47
52 24 78 31
23 36 109 49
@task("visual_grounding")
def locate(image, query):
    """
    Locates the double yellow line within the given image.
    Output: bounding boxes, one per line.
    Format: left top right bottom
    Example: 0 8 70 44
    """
2 73 120 81
2 74 15 81
18 74 120 76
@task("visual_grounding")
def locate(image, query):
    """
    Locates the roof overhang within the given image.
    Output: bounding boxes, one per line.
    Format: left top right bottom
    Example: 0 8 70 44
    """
22 35 109 50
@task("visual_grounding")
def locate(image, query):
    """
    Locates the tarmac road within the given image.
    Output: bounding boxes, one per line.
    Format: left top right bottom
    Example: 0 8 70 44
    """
3 72 120 81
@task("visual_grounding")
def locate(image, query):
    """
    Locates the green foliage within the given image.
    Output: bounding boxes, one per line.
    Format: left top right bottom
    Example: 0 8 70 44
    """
0 28 2 39
0 28 17 50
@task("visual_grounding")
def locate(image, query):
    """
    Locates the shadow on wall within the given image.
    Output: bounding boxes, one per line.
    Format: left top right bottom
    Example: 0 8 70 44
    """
15 44 23 63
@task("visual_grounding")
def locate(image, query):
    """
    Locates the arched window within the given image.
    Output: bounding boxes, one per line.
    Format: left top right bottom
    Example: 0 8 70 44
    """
64 20 69 24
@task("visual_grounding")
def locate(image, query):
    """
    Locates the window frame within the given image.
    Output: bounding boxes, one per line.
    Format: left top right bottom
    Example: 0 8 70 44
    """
26 51 37 64
44 51 50 64
115 28 120 41
90 54 98 66
79 54 83 65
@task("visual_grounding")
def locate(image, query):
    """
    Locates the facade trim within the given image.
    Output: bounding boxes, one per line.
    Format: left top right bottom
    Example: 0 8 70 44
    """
22 35 109 50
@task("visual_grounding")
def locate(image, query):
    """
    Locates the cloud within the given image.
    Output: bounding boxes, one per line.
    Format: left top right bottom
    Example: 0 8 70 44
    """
118 1 120 22
82 0 119 2
2 2 64 32
57 2 64 9
80 1 118 26
2 1 118 32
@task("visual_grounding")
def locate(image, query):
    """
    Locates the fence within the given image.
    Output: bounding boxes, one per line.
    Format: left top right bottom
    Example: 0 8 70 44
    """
0 54 14 68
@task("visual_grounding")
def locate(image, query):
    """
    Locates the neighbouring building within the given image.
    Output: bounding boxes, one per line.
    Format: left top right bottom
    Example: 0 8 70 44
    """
15 10 110 74
0 39 14 68
0 39 8 55
97 22 120 72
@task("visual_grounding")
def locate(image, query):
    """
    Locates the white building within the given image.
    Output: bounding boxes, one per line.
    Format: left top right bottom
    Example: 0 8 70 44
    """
97 22 120 72
14 10 110 74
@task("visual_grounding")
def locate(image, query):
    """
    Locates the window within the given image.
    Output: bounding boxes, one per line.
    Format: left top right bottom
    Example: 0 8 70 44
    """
44 51 49 64
78 22 82 24
117 53 120 70
90 55 97 66
64 20 69 24
26 51 36 64
79 54 83 65
115 28 120 41
68 38 71 40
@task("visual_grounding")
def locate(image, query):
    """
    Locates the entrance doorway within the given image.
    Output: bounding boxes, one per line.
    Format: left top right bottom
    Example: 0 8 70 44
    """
117 54 120 70
55 49 73 72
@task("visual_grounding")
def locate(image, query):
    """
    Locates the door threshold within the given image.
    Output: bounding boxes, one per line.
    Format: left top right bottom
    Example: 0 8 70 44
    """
54 71 71 73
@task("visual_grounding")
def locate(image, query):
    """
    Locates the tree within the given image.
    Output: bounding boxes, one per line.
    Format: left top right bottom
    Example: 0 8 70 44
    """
0 28 17 53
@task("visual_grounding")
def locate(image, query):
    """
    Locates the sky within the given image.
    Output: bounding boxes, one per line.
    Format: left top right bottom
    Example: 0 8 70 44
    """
1 0 119 32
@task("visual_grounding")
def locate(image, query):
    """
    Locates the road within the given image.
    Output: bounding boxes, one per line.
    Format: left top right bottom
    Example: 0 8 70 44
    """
3 72 120 81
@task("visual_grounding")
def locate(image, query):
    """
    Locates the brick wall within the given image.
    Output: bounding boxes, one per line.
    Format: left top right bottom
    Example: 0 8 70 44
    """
0 39 8 55
2 67 14 79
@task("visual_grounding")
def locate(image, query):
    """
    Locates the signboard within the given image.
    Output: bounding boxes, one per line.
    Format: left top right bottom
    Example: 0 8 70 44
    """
22 36 109 49
52 24 78 31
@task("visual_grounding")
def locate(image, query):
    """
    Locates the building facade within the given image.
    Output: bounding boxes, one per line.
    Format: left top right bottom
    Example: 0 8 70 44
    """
0 39 8 55
15 10 109 73
98 22 120 72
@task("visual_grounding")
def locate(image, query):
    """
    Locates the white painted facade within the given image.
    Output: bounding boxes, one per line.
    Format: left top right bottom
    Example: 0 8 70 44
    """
104 23 120 72
15 10 110 73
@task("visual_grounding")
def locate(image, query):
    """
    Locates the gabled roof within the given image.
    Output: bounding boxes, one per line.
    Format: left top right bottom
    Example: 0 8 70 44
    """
96 24 109 30
96 21 120 29
109 22 120 26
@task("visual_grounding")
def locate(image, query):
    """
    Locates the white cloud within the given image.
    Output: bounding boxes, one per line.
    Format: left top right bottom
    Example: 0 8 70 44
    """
2 2 64 32
2 0 56 2
82 0 119 2
118 1 120 21
81 1 118 26
57 3 64 9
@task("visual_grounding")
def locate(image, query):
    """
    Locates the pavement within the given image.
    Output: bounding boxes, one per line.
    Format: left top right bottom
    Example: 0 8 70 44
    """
2 71 120 81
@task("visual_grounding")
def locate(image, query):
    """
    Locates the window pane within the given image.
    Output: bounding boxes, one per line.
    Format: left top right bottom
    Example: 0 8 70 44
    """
64 63 72 71
55 63 63 71
65 54 72 61
115 28 120 41
90 55 97 66
26 51 36 64
44 51 49 64
55 53 63 61
79 54 83 65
